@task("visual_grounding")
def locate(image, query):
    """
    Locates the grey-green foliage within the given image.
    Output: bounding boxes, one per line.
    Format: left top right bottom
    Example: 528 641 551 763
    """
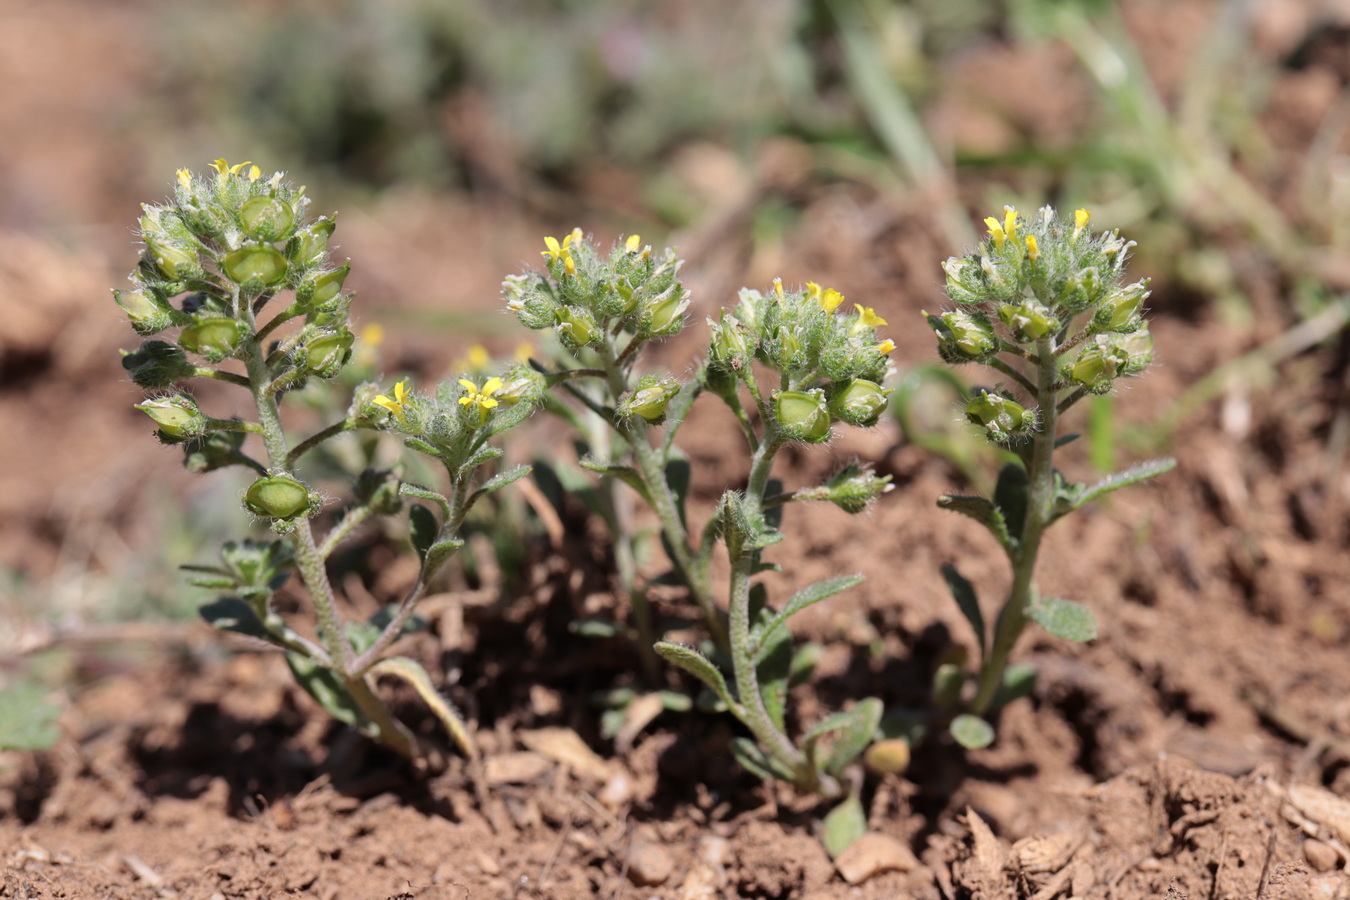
927 205 1174 747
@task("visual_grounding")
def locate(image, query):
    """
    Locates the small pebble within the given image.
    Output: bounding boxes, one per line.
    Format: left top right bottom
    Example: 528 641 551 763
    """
1303 838 1339 873
627 841 675 887
598 772 633 808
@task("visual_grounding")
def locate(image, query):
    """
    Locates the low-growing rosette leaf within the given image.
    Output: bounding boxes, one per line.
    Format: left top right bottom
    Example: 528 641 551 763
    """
821 793 867 859
950 713 995 749
730 736 796 783
1029 596 1098 642
803 697 884 778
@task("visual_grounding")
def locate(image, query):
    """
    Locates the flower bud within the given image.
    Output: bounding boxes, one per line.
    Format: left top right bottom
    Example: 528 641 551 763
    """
1068 336 1127 390
997 301 1058 342
1119 328 1154 374
965 389 1033 442
820 463 893 513
143 237 201 282
239 195 296 241
223 243 289 287
828 379 891 428
298 262 350 309
617 375 681 424
244 475 313 519
924 310 996 363
286 216 336 265
179 317 243 360
304 329 354 375
774 389 832 443
114 289 175 335
555 306 596 348
136 395 207 442
121 340 195 388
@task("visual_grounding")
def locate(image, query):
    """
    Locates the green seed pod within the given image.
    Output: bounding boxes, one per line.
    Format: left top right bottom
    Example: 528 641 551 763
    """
114 289 175 335
775 389 832 443
135 395 207 442
1119 328 1154 374
965 389 1033 442
998 301 1058 342
493 365 547 406
303 329 354 376
924 310 996 363
223 243 289 287
555 306 596 348
828 379 892 428
121 340 195 388
239 195 297 241
1092 280 1149 332
244 475 313 519
298 261 350 309
286 216 336 265
617 375 681 424
709 315 753 370
179 317 243 361
1069 335 1129 390
143 237 201 282
642 286 690 336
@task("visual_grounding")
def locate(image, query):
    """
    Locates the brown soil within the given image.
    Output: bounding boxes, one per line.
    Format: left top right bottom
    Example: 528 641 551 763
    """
6 1 1350 898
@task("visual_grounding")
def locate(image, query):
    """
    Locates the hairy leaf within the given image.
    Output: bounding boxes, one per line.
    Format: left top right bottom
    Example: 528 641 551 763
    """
937 495 1014 552
993 462 1029 539
751 575 863 653
654 642 739 714
1029 596 1098 642
1076 458 1177 508
821 794 867 859
804 697 883 778
729 736 795 783
940 564 985 653
950 714 995 749
285 653 368 729
199 596 272 642
370 656 476 760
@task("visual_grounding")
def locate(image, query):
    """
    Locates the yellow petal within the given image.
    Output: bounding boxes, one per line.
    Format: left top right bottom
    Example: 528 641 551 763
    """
1075 208 1090 230
773 278 784 299
542 235 561 259
458 379 477 392
482 377 503 395
1025 235 1039 259
1004 206 1018 238
626 234 641 252
820 288 845 312
855 304 887 327
176 169 192 189
479 397 499 410
247 164 261 181
878 339 896 355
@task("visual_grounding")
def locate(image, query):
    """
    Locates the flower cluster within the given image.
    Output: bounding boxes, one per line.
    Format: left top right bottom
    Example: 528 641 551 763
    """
708 279 896 443
504 229 690 352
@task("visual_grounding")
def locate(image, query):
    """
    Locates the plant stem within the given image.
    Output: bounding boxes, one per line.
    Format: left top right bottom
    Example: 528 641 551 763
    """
970 335 1060 716
240 301 419 759
727 427 839 797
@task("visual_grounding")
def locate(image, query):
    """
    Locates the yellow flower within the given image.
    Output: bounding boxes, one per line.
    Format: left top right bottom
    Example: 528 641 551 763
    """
877 338 896 355
176 168 192 189
210 159 261 180
542 230 580 276
854 304 888 328
459 377 503 419
1003 206 1018 241
1025 235 1039 260
373 379 411 423
773 278 785 300
626 234 642 252
1073 207 1090 242
806 281 845 312
985 216 1006 251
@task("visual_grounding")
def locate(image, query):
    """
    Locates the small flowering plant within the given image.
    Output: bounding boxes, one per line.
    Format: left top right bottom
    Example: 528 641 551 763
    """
116 162 542 767
926 206 1174 748
505 232 895 802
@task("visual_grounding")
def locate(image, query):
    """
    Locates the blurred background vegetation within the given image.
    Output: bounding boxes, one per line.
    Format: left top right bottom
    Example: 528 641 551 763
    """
4 0 1350 687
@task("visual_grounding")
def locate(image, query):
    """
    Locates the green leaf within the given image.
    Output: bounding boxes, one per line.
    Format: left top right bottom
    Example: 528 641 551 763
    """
729 736 795 783
990 663 1037 709
821 794 867 859
937 495 1014 552
1029 596 1098 642
654 642 739 714
423 537 465 577
665 455 691 528
569 618 626 638
789 642 821 687
199 596 271 641
804 697 883 778
993 462 1029 539
940 564 985 653
285 653 368 729
580 458 652 505
950 714 994 749
409 503 438 563
1075 458 1177 509
932 662 965 710
751 575 863 653
0 684 61 751
470 464 531 502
